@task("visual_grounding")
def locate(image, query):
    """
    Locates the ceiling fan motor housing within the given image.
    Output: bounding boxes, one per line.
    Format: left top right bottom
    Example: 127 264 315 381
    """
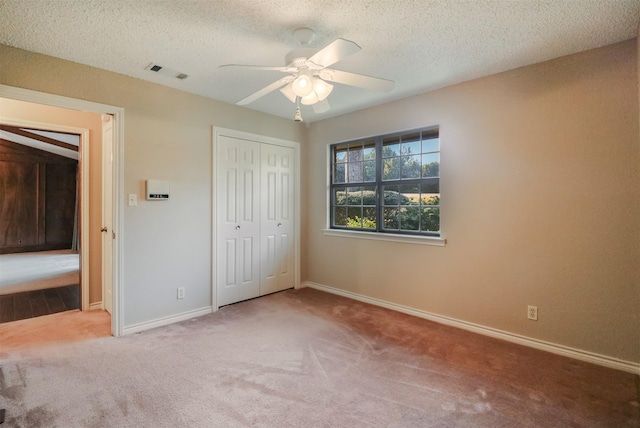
285 48 318 67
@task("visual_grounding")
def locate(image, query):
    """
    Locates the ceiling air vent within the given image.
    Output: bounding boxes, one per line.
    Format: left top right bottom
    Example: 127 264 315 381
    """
145 63 188 80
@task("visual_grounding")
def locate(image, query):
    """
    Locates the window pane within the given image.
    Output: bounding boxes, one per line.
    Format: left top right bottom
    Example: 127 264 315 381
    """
334 207 347 226
346 187 363 205
400 207 420 231
363 160 376 182
382 185 399 205
363 142 376 159
362 186 377 205
382 136 400 157
401 155 421 179
400 184 419 205
383 157 400 180
422 153 440 178
402 131 421 142
334 189 346 206
347 207 362 228
349 161 364 182
334 163 345 183
335 145 348 163
421 207 440 232
422 137 439 153
363 207 377 229
383 207 399 230
348 145 362 160
421 193 440 207
420 179 439 194
400 139 420 155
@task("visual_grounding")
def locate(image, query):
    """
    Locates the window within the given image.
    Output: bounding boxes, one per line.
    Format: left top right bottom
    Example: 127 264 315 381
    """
330 127 440 237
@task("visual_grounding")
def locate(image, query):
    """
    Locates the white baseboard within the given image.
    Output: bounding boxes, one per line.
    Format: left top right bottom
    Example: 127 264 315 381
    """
89 301 103 311
122 306 213 335
302 281 640 375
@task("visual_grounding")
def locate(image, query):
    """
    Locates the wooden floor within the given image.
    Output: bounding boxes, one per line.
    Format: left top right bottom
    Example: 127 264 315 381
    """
0 284 79 323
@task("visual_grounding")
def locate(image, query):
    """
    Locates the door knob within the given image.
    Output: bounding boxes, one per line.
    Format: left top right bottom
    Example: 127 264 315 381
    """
277 223 282 227
235 225 241 230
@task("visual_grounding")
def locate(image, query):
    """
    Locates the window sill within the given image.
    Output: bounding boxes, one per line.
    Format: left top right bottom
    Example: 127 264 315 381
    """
321 229 446 246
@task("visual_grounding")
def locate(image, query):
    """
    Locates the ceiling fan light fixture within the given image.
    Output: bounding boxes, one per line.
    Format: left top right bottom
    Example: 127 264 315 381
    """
292 69 313 97
313 78 333 101
300 91 318 105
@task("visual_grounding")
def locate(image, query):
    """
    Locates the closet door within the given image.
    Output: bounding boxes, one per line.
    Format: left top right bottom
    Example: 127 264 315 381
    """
260 143 295 295
216 136 261 306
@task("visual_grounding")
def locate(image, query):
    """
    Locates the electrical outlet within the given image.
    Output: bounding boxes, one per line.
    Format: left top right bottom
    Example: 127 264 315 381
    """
528 305 538 321
177 287 185 300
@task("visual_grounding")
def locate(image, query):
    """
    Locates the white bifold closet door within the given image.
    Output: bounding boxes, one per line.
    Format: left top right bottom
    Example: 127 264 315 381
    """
216 135 295 307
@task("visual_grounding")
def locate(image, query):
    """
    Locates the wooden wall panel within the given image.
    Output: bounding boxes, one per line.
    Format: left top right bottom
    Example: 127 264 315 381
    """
0 140 77 254
45 163 77 245
0 160 39 247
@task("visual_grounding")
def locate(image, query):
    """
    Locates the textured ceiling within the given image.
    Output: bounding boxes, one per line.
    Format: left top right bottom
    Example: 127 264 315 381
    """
1 0 638 123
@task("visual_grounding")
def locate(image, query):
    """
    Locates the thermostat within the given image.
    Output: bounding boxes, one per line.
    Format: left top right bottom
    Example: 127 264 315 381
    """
146 179 170 200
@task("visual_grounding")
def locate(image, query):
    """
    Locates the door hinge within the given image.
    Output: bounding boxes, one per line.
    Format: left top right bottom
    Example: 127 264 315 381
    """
112 232 116 240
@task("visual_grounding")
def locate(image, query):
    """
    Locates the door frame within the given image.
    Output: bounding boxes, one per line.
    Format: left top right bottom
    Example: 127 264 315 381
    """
212 127 301 310
0 84 125 337
101 114 114 314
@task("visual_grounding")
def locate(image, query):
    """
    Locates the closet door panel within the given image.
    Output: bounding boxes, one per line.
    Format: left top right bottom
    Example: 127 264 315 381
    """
216 136 261 306
260 144 295 296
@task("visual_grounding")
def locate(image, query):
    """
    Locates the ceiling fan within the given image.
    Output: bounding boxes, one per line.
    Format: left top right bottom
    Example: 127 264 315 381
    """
220 28 394 121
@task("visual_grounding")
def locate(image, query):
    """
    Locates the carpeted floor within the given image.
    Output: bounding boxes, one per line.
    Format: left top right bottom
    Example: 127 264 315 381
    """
0 309 111 352
0 288 638 427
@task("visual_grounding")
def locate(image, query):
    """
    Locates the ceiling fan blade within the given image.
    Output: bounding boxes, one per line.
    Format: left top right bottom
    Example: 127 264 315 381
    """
279 82 297 103
237 75 295 105
308 38 361 68
320 69 394 92
219 64 289 72
312 99 331 114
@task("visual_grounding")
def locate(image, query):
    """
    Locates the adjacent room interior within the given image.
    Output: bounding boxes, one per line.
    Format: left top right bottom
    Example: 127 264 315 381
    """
0 1 638 426
0 125 81 322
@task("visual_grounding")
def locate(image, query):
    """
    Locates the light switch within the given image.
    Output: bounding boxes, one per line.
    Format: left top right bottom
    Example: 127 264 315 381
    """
128 194 138 206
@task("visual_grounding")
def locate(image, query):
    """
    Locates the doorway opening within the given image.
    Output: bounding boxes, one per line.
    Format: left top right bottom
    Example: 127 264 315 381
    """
0 120 84 322
0 85 124 341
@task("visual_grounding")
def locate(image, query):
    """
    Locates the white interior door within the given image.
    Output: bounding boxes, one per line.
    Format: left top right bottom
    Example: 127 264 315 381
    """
101 114 113 314
260 143 295 295
216 136 261 306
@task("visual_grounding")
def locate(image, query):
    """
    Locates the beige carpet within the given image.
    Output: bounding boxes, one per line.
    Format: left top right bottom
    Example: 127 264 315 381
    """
0 250 79 295
0 288 637 427
0 309 111 351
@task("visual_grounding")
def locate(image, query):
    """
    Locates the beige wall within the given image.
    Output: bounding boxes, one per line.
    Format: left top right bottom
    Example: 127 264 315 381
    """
306 39 640 363
0 98 103 304
0 44 306 326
